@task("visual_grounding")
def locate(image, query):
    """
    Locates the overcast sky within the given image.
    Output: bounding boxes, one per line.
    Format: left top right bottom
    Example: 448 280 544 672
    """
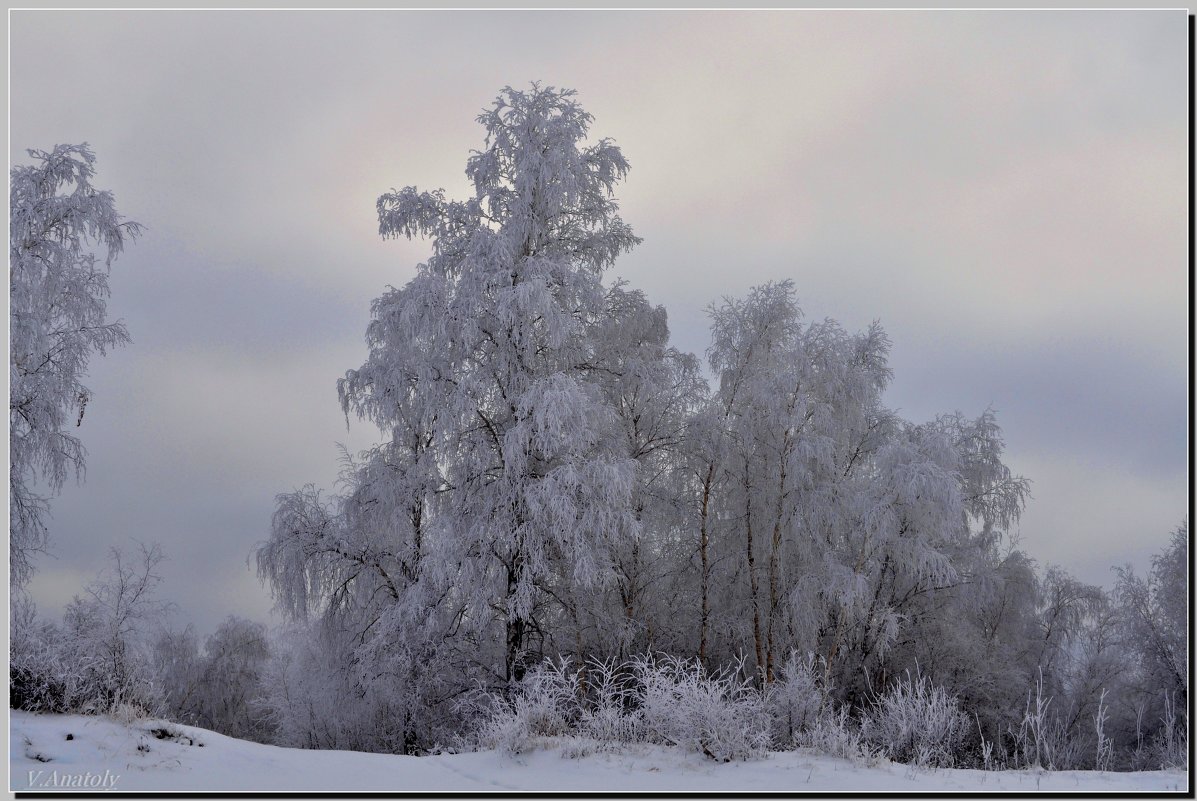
10 9 1189 636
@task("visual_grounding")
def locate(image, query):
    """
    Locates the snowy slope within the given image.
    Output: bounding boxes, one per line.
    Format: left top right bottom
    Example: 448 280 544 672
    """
9 711 1188 793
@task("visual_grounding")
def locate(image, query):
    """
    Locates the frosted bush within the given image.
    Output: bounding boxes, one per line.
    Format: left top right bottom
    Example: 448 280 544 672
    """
111 700 156 725
1137 689 1189 771
799 705 882 766
10 612 68 712
1006 669 1090 771
768 651 882 766
10 546 167 719
861 669 967 768
475 655 771 761
766 651 827 748
576 658 640 745
474 659 580 755
634 654 771 762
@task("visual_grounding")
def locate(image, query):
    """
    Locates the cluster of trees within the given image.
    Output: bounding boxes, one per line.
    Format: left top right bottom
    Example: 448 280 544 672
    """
249 85 1187 768
11 542 167 716
5 143 276 742
153 615 274 742
7 143 166 720
11 540 275 744
8 88 1188 772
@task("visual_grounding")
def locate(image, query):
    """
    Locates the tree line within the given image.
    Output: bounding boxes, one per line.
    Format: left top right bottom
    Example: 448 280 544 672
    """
9 85 1188 771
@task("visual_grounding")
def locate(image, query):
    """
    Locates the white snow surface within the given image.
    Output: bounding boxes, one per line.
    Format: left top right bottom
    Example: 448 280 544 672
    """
9 711 1188 793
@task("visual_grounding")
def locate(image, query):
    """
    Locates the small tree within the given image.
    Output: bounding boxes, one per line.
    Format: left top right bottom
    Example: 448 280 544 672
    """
9 143 140 586
60 541 170 716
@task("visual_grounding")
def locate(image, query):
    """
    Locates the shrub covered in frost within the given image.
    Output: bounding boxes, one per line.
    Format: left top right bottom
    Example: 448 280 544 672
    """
473 654 771 761
576 658 641 745
766 651 828 748
634 654 772 761
10 545 167 720
861 669 968 768
473 659 581 755
799 705 884 766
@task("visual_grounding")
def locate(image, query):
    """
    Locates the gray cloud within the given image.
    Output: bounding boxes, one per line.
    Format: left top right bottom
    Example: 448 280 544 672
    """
11 9 1187 634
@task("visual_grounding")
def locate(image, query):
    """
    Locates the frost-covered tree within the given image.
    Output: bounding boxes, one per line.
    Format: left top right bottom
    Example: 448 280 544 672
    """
9 144 140 586
197 617 272 740
354 84 642 683
850 411 1030 686
1116 521 1188 704
818 418 966 697
154 625 205 724
258 84 659 751
704 282 803 677
61 542 170 715
678 396 723 667
565 284 706 661
1115 521 1188 767
702 281 896 683
691 281 1034 716
254 619 365 751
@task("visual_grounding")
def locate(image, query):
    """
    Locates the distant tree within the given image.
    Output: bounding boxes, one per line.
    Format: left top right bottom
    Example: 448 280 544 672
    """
11 542 169 716
1115 521 1188 767
59 541 170 715
9 143 140 585
153 617 273 742
154 625 205 724
197 617 272 740
1119 521 1189 700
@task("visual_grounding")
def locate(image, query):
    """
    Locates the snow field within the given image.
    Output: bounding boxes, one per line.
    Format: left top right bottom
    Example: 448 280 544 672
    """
9 711 1187 793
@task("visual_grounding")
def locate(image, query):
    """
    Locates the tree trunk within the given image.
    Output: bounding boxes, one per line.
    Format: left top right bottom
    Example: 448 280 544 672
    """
506 553 526 684
745 466 764 682
766 444 789 683
506 615 526 684
698 462 714 666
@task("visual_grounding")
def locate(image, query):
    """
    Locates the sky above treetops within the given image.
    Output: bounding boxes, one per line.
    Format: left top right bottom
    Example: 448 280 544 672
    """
9 9 1187 635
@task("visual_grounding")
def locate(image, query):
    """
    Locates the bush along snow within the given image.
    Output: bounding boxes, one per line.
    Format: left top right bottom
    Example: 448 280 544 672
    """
474 659 581 755
634 654 772 761
766 651 829 748
860 669 968 768
474 655 771 761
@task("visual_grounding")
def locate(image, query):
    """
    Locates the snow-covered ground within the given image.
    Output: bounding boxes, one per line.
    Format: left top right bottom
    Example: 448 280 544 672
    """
9 711 1187 793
